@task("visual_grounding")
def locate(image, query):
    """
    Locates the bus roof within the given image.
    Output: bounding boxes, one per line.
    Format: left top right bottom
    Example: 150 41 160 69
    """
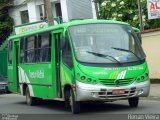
8 19 129 40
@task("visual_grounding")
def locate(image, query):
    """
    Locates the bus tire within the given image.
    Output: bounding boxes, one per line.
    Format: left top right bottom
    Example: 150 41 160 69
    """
25 87 37 106
69 89 80 114
128 97 139 108
64 89 70 109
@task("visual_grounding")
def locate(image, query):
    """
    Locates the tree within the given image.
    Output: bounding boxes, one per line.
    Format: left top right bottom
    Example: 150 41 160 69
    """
0 0 14 45
99 0 160 30
0 0 13 10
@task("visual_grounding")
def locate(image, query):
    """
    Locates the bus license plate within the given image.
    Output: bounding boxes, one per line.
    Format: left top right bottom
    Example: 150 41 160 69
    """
112 89 125 95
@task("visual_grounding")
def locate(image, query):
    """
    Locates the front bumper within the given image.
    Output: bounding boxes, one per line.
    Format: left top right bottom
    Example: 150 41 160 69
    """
76 80 150 101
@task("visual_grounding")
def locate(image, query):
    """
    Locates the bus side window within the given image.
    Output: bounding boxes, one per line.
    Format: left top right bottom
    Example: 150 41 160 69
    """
8 41 12 64
20 38 25 63
62 32 73 68
25 36 37 63
37 32 51 62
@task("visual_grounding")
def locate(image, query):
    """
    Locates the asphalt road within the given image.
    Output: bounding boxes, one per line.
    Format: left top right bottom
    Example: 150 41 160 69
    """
0 84 159 120
0 93 160 115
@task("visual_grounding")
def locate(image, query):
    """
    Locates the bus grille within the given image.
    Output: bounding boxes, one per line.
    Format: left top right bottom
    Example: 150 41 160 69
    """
99 78 135 86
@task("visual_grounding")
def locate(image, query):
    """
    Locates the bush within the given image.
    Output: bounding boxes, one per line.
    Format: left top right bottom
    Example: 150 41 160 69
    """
0 11 14 45
0 0 14 45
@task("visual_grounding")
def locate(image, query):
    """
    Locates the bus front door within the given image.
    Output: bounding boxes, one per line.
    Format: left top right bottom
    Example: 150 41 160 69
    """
53 32 62 98
13 41 20 92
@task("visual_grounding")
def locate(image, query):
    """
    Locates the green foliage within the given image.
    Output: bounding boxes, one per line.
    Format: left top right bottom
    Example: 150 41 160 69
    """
0 0 10 4
0 11 14 45
99 0 160 30
0 0 14 45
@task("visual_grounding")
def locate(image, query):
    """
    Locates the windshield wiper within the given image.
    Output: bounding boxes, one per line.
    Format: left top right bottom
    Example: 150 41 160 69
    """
86 51 121 65
111 47 141 60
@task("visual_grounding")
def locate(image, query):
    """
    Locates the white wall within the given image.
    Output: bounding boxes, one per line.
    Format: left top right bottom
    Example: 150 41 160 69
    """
13 0 26 6
142 31 160 79
91 1 97 19
8 4 28 25
60 0 69 22
27 0 40 22
52 2 57 18
9 0 97 25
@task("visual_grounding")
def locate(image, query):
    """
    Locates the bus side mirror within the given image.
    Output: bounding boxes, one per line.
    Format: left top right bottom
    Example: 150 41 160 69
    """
60 38 65 49
136 32 142 44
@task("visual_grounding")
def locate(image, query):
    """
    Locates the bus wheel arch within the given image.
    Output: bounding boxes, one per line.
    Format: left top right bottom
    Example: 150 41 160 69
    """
22 83 28 96
64 84 80 114
69 88 80 114
25 86 38 106
64 84 72 109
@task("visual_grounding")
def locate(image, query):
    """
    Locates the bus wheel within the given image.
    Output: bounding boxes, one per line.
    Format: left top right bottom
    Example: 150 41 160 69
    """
65 90 70 109
69 89 80 114
128 97 139 107
25 87 37 106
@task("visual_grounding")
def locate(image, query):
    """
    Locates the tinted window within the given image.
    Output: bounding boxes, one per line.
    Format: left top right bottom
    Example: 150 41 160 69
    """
55 3 62 17
25 36 37 63
37 32 51 62
8 41 12 64
62 32 73 68
69 24 146 64
20 10 29 24
20 38 25 63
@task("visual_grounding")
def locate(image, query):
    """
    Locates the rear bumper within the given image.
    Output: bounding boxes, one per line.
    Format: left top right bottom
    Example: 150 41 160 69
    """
76 80 150 101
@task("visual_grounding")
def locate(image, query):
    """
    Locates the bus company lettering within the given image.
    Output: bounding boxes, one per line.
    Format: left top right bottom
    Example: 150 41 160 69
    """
93 72 108 75
29 70 44 79
104 66 144 71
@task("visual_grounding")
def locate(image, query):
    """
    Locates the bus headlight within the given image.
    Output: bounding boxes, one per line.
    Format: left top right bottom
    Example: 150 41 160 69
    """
137 72 149 83
141 76 145 80
87 78 92 82
81 76 86 80
145 73 148 77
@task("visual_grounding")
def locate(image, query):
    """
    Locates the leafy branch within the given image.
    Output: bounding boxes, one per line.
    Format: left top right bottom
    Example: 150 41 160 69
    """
99 0 160 30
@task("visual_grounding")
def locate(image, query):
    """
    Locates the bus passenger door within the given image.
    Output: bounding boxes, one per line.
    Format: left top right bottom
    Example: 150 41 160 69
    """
13 41 20 92
52 31 63 98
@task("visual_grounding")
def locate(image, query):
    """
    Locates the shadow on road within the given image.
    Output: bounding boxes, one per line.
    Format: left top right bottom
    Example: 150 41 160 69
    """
15 100 137 114
80 102 131 113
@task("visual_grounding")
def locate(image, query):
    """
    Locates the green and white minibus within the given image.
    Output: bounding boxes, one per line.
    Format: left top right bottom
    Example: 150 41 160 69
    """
8 20 150 114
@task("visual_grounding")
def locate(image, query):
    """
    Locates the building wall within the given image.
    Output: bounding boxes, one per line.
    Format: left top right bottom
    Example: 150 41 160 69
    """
13 0 26 6
8 4 28 25
27 0 41 23
66 0 93 20
9 0 59 26
9 0 97 26
142 31 160 79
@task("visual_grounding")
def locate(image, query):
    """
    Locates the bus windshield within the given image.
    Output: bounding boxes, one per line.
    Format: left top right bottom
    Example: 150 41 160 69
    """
69 23 146 64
